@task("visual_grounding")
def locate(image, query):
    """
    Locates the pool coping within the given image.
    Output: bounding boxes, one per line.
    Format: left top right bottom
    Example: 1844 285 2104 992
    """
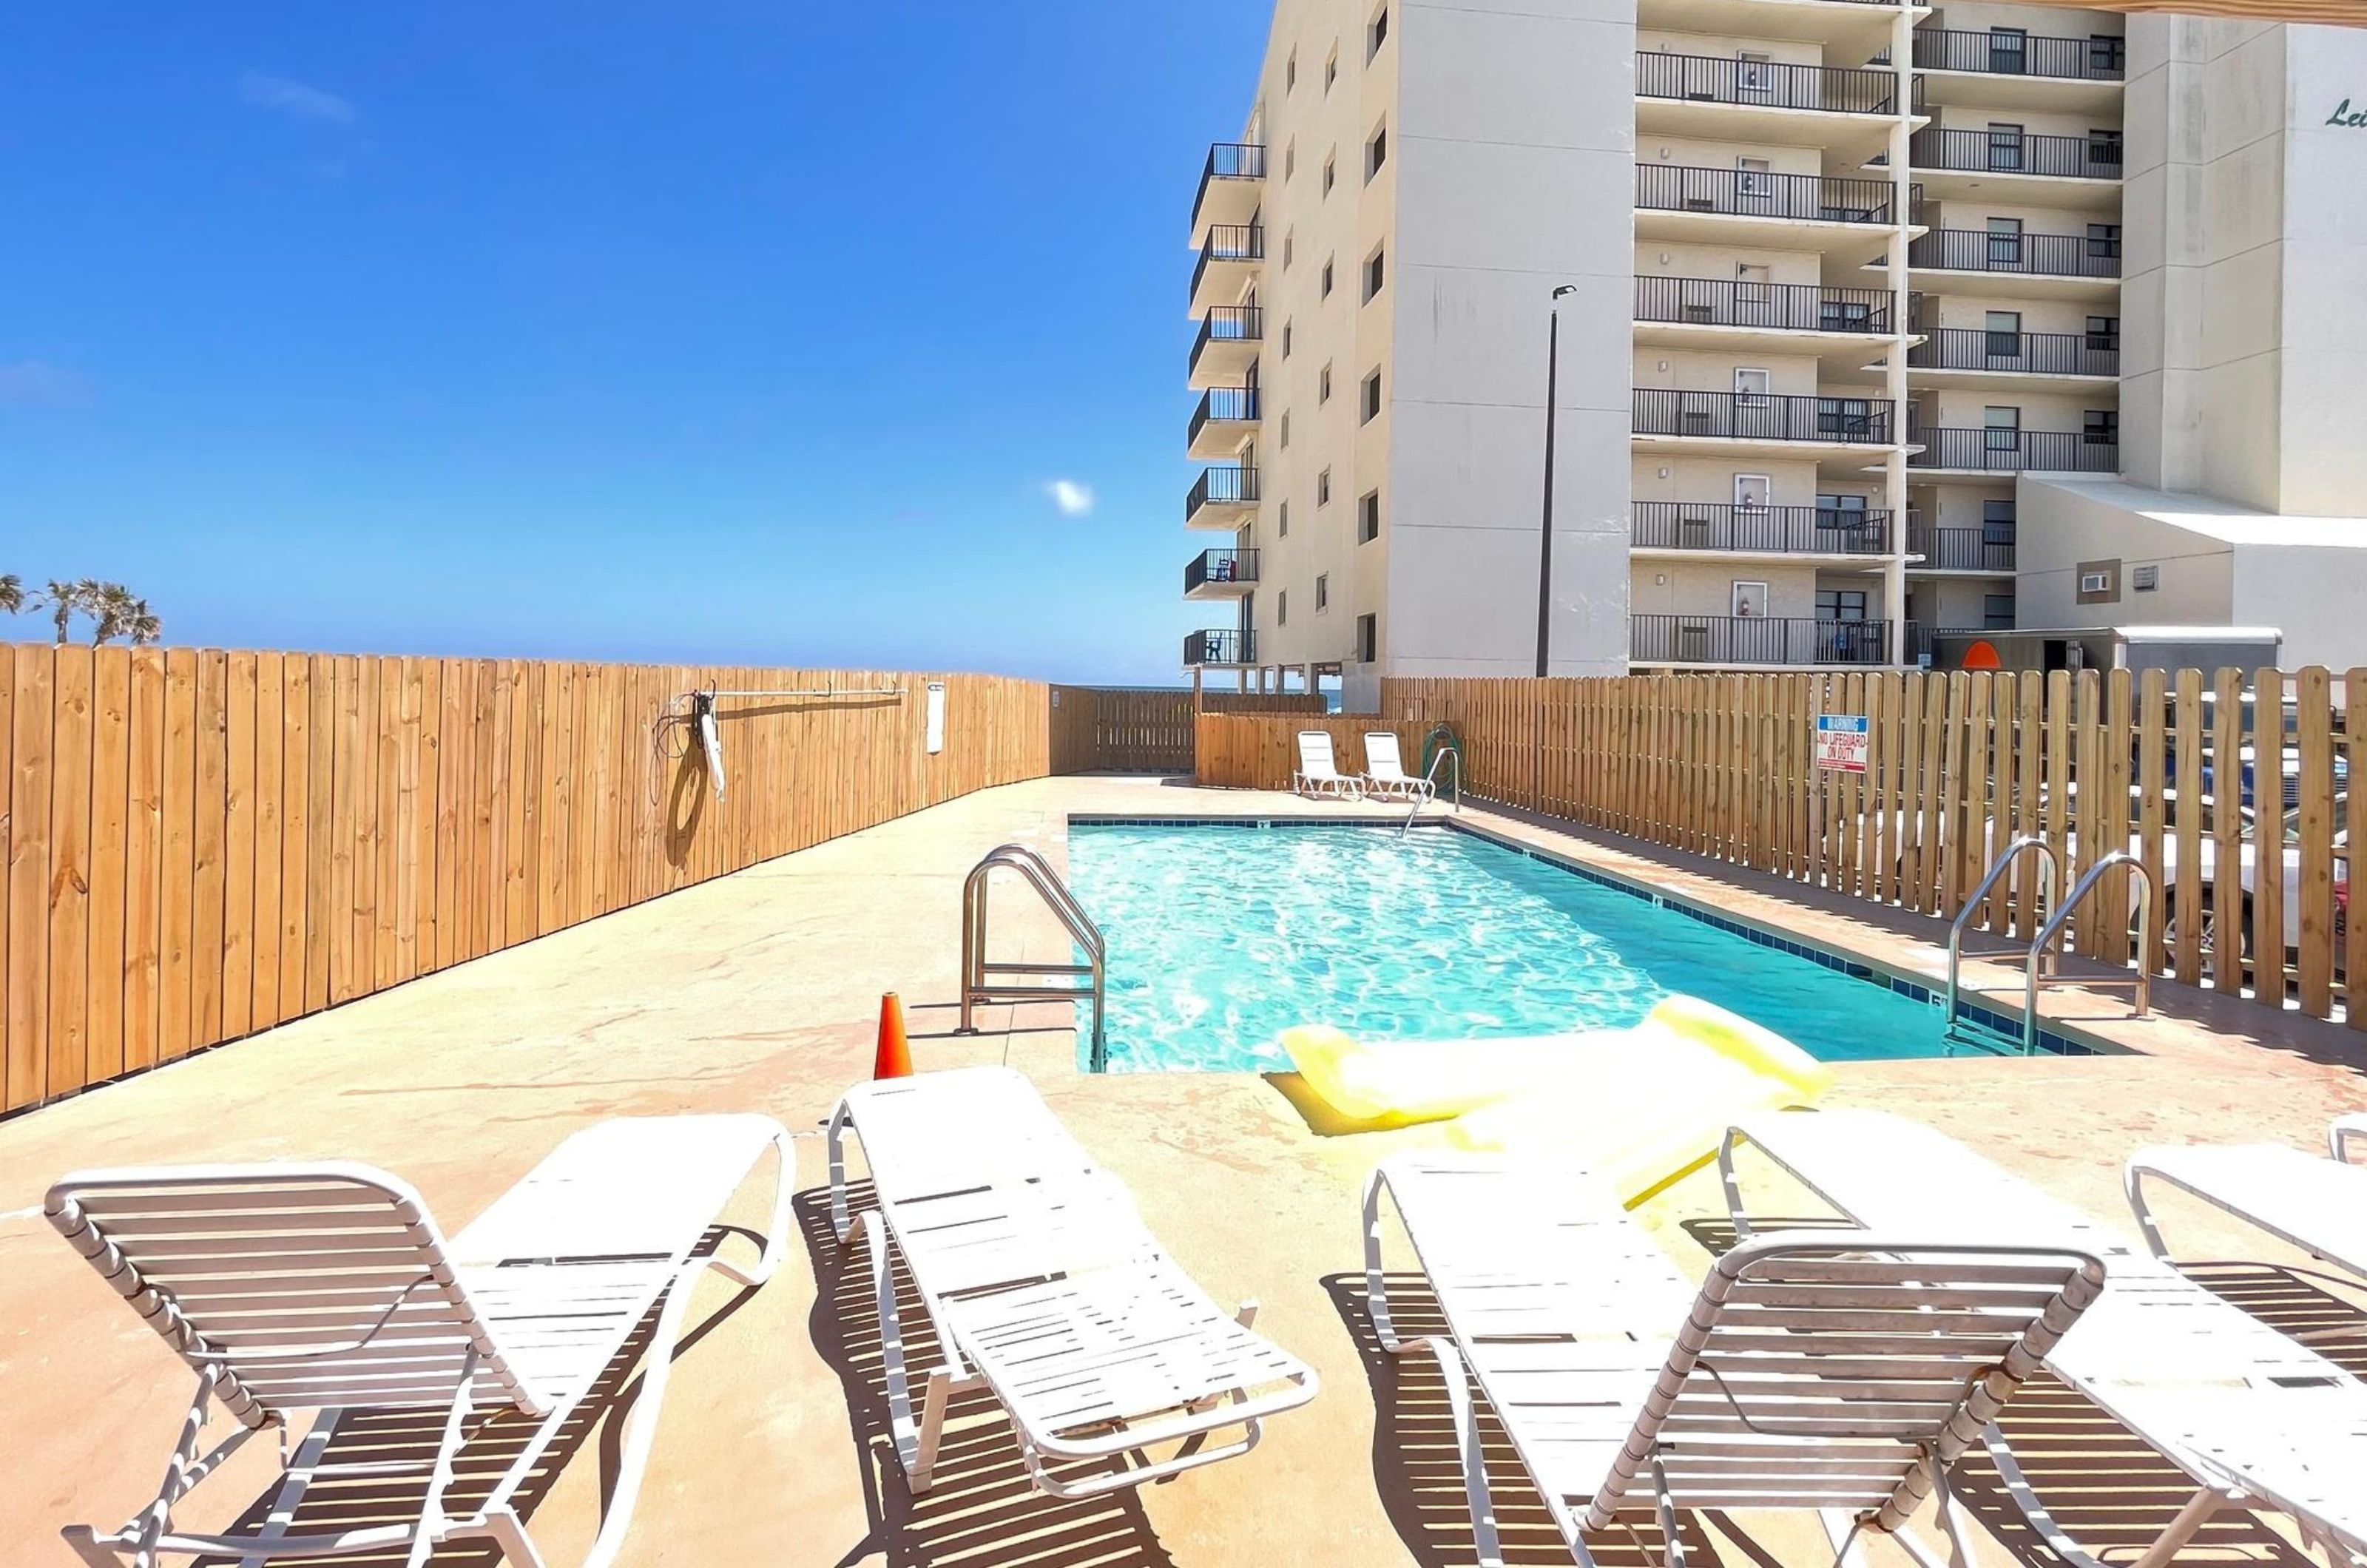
1065 811 2113 1059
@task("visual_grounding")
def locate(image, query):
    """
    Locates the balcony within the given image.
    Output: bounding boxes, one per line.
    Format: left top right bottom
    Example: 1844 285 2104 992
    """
1908 526 2016 572
1635 276 1895 337
1634 502 1893 555
1635 0 1902 59
1188 305 1263 388
1635 51 1897 124
1185 464 1260 530
1634 615 1893 666
1909 427 2118 474
1189 223 1264 314
1187 385 1260 458
1908 325 2117 384
1914 28 2126 94
1908 229 2120 300
1185 628 1255 667
1910 128 2123 207
1189 142 1266 245
1632 389 1896 450
1184 548 1260 598
1636 166 1895 246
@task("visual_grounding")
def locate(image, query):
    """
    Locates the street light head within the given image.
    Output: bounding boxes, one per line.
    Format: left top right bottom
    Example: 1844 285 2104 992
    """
1550 284 1578 300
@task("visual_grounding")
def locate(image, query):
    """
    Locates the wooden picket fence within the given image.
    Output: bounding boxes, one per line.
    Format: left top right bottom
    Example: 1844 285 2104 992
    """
1052 687 1326 774
0 646 1057 1117
1194 715 1427 791
1205 669 2362 1025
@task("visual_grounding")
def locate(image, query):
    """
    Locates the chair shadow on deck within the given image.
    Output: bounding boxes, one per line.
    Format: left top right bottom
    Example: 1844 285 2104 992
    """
794 1183 1180 1568
183 1226 769 1567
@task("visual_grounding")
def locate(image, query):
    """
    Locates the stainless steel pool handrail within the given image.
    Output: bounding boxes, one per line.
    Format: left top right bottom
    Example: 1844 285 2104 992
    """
1396 746 1462 837
1943 836 2059 1029
2022 851 2152 1053
959 843 1109 1069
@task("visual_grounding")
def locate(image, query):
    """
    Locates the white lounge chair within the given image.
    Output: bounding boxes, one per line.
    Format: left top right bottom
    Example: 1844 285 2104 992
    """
1362 1153 2104 1568
2334 1112 2367 1164
2127 1138 2367 1283
1291 729 1363 800
45 1114 791 1568
1358 731 1434 803
828 1066 1317 1498
1721 1109 2367 1568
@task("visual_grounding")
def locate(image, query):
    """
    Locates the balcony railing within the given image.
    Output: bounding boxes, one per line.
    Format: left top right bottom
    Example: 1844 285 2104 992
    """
1911 127 2123 180
1634 502 1893 555
1634 615 1893 666
1636 165 1894 224
1190 223 1265 302
1187 385 1260 447
1185 464 1260 521
1908 326 2118 376
1634 389 1896 444
1909 228 2120 278
1635 52 1897 114
1907 622 2010 663
1908 526 2017 570
1191 142 1266 231
1188 305 1264 378
1635 276 1895 334
1909 428 2118 473
1184 548 1260 594
1914 28 2125 81
1185 628 1254 666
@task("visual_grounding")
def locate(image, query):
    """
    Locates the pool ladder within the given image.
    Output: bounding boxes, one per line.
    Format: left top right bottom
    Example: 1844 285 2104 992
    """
1394 747 1464 837
958 843 1110 1070
1944 837 2152 1053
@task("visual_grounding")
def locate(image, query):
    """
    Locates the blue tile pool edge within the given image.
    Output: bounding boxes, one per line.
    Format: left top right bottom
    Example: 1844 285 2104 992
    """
1061 813 2118 1059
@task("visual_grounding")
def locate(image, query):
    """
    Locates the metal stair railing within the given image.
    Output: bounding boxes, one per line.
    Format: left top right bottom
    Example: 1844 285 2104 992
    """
1397 746 1463 837
2021 851 2153 1053
958 844 1109 1069
1943 836 2060 1031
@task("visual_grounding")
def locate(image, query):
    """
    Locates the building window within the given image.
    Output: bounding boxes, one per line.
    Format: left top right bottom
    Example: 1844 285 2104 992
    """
1326 46 1338 92
1736 155 1772 197
1734 367 1771 406
1279 410 1290 449
1364 247 1385 301
1368 4 1389 58
1817 396 1873 437
1986 27 2027 72
1982 593 2016 629
2089 34 2125 72
1357 612 1377 663
1985 310 2023 357
1982 498 2016 549
1282 319 1293 358
2087 128 2123 171
1817 589 1868 622
1365 124 1387 180
1985 217 2023 266
1358 490 1380 542
1319 363 1332 403
1315 573 1330 612
1278 500 1289 536
1360 369 1382 424
1285 141 1295 180
2086 315 2119 350
1985 405 2021 452
1987 122 2026 172
2084 409 2118 445
1323 153 1336 196
1286 50 1297 91
2087 223 2121 258
1320 258 1334 298
1317 467 1332 506
1278 589 1289 626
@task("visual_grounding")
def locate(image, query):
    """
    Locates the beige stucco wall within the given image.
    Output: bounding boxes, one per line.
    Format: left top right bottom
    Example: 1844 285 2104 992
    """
2014 476 2235 627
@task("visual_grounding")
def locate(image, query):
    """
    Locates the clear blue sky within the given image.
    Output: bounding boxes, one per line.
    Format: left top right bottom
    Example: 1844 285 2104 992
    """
1 4 1274 684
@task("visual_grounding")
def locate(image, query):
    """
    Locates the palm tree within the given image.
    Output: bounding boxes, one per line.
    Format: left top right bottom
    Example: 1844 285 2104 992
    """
92 583 162 646
44 578 107 643
0 575 21 615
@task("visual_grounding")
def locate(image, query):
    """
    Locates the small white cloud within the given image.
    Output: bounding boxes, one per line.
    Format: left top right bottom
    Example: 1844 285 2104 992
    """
0 361 92 408
239 71 356 124
1045 479 1095 517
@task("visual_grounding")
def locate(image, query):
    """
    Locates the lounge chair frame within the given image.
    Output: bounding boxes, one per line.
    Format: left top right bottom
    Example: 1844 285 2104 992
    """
1291 730 1364 800
47 1116 791 1568
1358 731 1434 804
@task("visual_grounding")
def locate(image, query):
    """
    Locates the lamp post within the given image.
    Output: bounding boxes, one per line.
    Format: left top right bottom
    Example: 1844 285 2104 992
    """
1536 283 1578 678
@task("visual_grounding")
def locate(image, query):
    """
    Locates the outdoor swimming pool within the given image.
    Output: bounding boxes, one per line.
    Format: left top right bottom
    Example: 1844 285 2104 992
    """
1064 820 2075 1072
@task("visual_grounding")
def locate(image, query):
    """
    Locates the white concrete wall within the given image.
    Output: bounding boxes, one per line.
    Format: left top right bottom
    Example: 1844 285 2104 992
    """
2015 476 2235 627
2273 26 2367 516
2231 544 2367 670
1385 0 1635 676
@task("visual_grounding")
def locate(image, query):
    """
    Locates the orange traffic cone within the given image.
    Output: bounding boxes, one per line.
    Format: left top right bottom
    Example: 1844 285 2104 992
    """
873 992 913 1080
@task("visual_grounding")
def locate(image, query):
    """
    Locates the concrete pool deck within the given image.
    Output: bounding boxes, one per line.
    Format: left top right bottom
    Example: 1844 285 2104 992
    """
1 773 2363 1567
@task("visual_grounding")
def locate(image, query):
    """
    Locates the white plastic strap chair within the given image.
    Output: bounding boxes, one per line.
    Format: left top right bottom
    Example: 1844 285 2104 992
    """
2332 1112 2367 1165
1363 1153 2104 1568
2127 1140 2367 1283
1359 731 1434 803
47 1115 790 1568
1722 1109 2367 1568
1291 730 1363 800
829 1067 1317 1498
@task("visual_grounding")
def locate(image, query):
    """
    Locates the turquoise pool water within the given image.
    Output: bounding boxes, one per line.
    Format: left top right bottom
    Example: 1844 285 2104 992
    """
1064 822 1983 1072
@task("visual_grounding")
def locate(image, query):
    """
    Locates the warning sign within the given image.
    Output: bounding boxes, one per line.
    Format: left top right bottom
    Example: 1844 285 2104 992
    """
1814 714 1868 773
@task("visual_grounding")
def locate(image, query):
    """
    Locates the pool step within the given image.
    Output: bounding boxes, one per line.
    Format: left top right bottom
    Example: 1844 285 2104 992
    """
1939 1015 2027 1056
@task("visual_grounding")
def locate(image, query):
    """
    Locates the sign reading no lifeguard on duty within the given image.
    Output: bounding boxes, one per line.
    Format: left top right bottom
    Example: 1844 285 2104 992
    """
1814 714 1868 773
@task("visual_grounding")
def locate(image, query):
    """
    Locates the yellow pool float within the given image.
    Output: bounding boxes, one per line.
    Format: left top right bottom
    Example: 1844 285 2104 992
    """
1280 995 1833 1203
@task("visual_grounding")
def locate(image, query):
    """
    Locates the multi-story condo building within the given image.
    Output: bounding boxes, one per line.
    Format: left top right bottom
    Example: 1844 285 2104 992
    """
1184 1 2367 690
